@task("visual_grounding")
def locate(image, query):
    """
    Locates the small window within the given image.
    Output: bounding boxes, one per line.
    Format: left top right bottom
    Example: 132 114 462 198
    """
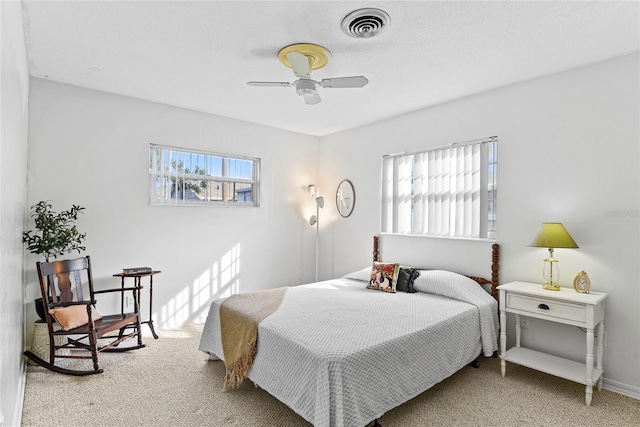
381 137 497 239
149 144 260 206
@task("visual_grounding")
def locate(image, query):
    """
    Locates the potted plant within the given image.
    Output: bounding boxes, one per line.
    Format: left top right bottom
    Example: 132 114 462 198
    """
23 200 86 320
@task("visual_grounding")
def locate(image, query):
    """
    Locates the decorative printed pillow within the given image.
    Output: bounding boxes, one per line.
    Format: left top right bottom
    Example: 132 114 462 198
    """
367 262 399 293
49 305 102 331
396 267 420 293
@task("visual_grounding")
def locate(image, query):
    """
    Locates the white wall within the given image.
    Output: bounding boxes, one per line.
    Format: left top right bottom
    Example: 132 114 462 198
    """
26 79 320 340
0 1 30 425
318 53 640 396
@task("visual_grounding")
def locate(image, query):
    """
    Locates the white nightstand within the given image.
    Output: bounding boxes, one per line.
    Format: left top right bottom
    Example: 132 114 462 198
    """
498 281 607 406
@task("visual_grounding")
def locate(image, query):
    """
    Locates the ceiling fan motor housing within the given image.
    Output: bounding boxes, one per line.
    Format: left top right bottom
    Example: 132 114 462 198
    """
295 79 319 96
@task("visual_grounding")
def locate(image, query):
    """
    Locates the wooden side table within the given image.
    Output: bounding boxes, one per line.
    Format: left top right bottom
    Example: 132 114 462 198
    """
113 270 161 339
498 281 607 406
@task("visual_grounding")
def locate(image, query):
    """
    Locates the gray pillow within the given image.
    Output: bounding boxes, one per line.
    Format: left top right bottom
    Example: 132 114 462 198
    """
396 267 420 293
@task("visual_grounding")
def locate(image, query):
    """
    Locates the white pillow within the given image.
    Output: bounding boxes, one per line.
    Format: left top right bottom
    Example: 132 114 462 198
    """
413 270 493 304
413 269 499 357
342 267 372 282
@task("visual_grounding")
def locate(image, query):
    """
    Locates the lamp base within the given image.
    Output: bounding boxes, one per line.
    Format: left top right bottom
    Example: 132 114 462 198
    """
542 283 560 291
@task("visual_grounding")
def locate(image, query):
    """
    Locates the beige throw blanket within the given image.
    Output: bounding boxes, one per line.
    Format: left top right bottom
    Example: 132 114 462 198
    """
219 287 287 390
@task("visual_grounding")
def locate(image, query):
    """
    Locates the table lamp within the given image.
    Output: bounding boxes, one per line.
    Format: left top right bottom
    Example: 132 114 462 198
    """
529 223 579 290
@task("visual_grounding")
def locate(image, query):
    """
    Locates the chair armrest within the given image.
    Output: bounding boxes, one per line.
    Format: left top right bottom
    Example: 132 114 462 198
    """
49 301 97 308
94 287 139 294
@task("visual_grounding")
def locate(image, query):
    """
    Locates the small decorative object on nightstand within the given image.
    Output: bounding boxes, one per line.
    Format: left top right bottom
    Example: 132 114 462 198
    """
573 270 591 293
498 281 607 406
529 222 579 290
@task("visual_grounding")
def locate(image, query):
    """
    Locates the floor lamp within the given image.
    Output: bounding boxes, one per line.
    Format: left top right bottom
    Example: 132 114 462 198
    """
309 195 324 282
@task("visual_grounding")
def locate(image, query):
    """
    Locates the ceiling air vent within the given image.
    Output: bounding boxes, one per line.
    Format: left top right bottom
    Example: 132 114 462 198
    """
341 8 390 39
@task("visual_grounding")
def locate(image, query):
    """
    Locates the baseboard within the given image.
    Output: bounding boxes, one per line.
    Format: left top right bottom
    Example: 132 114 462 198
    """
603 378 640 400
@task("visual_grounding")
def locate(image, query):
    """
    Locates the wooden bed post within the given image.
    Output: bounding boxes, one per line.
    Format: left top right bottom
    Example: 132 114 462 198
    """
491 243 500 300
373 235 380 262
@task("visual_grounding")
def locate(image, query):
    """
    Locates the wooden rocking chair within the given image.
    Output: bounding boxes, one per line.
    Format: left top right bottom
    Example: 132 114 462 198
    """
24 256 145 375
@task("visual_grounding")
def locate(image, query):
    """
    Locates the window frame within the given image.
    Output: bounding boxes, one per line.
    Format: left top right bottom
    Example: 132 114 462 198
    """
148 143 260 207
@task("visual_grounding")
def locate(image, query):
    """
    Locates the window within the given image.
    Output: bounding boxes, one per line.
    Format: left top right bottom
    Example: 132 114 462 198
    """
149 144 260 206
381 136 497 239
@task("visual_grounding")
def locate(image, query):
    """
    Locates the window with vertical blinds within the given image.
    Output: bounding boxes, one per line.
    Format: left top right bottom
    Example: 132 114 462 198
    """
149 144 260 206
381 137 497 239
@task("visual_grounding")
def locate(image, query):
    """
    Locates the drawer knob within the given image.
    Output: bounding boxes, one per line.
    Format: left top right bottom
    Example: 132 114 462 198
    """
537 303 550 310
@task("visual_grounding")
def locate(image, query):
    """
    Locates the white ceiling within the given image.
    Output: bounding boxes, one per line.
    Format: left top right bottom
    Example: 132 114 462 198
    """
21 1 639 137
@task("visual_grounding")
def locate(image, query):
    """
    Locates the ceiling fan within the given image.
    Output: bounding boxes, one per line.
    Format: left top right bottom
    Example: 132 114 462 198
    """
247 43 369 105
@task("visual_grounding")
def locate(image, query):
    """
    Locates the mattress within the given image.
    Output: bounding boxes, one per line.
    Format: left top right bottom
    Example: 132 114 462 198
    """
199 272 498 427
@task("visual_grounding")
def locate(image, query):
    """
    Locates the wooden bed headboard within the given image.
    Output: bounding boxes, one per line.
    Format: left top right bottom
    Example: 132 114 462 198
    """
372 235 500 300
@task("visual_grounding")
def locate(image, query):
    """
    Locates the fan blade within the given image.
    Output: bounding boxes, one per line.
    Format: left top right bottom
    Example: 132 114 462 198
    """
320 76 369 88
286 51 312 78
303 92 321 105
247 81 291 87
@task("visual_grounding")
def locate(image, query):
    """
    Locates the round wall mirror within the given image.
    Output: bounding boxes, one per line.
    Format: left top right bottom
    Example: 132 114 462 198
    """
336 179 355 218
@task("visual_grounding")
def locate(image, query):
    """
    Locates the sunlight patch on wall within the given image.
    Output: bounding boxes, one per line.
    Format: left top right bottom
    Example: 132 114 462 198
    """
158 243 241 329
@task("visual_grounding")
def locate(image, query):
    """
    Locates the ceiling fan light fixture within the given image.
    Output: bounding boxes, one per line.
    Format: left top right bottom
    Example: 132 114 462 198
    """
295 79 319 96
341 8 390 39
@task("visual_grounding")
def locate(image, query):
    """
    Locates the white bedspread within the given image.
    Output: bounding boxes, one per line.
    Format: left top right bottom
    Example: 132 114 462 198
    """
199 274 498 427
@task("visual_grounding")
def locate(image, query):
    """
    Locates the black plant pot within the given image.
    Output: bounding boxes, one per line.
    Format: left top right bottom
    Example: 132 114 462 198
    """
34 298 47 322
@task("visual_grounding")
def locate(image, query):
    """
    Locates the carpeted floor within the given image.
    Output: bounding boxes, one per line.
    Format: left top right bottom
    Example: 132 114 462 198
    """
21 323 639 427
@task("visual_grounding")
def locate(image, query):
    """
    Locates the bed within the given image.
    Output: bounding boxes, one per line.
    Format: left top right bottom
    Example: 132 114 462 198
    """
199 235 500 427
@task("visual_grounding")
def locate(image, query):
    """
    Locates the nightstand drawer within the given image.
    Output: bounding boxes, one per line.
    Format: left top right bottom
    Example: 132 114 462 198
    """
506 293 585 323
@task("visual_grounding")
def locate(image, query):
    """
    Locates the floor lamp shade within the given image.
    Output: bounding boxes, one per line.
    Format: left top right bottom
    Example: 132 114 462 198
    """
529 223 579 291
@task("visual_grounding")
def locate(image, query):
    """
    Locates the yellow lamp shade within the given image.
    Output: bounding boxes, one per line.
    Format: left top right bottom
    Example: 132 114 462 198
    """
529 223 579 250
